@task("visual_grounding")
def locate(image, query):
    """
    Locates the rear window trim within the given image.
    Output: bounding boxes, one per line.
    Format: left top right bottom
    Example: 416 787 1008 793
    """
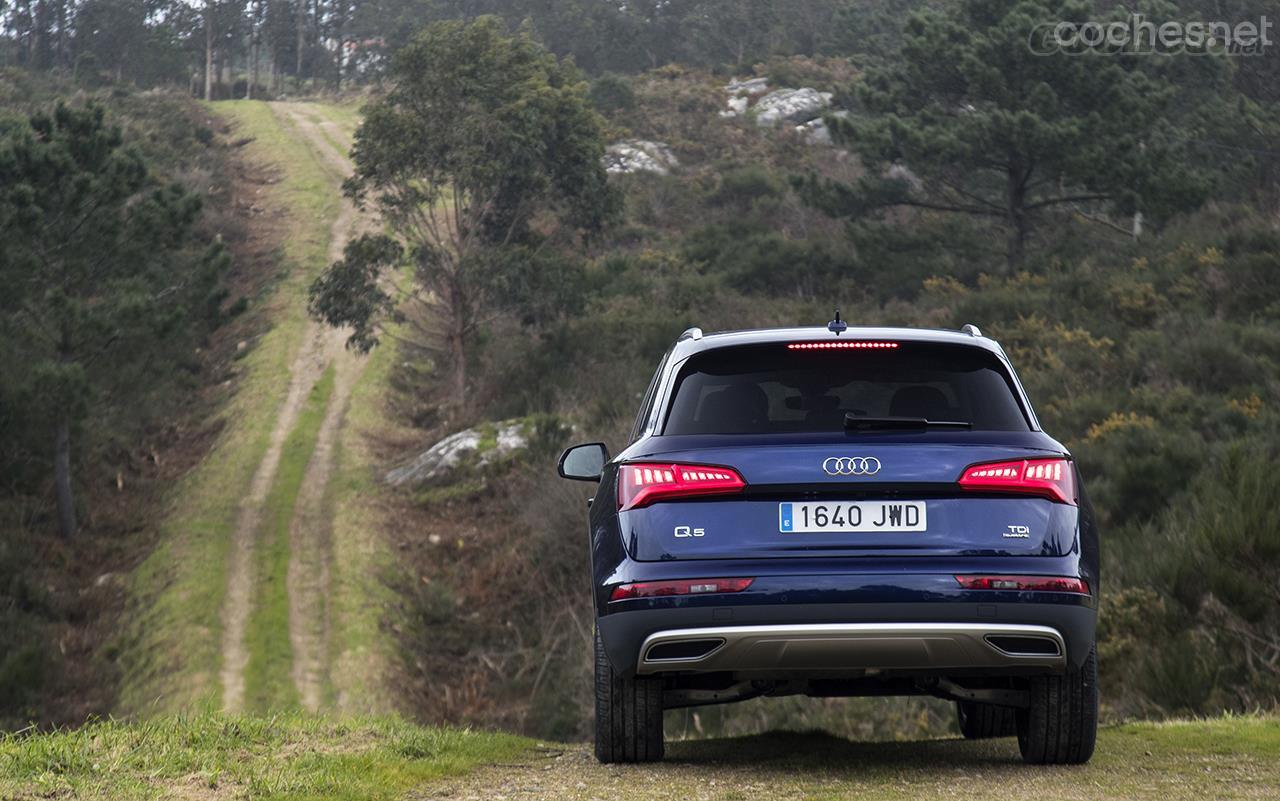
655 341 1037 436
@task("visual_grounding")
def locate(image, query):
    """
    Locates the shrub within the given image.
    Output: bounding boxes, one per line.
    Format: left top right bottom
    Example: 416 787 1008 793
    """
1109 444 1280 714
589 73 635 114
710 165 786 209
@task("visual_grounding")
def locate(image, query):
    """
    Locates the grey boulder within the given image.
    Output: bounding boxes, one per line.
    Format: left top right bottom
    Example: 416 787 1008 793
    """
603 140 679 175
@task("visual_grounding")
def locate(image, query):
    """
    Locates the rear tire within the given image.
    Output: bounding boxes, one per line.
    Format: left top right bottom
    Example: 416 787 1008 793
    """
1017 645 1098 764
594 628 664 763
957 700 1017 739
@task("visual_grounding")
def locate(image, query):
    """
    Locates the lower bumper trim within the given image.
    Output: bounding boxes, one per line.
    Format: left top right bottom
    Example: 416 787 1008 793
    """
636 622 1065 675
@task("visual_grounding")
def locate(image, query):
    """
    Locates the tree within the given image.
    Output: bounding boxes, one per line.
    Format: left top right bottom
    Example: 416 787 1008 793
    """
262 0 298 88
69 0 190 86
806 0 1213 270
823 0 938 65
67 0 147 81
0 104 222 538
1179 0 1280 209
247 0 264 96
683 0 781 68
308 17 617 408
203 0 216 98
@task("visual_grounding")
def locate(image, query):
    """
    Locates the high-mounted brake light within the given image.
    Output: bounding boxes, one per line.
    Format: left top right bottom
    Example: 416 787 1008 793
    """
618 463 745 511
958 458 1076 504
610 577 755 602
955 575 1090 594
787 341 899 350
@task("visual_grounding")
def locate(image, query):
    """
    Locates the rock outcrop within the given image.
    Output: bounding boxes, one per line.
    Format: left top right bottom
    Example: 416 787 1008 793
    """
385 420 530 487
603 140 679 175
720 95 749 118
753 88 833 127
725 76 770 96
795 110 850 146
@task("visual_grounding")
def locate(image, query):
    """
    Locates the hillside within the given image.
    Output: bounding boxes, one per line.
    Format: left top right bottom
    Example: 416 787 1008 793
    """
358 58 1280 741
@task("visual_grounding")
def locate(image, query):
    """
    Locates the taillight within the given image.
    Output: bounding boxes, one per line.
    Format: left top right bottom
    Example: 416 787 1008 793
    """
955 575 1090 594
787 341 899 350
618 463 745 511
610 577 755 602
958 458 1076 504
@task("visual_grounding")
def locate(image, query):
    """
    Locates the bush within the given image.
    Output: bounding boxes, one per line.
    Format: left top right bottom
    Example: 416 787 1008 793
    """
710 165 786 210
1072 421 1204 528
1106 444 1280 714
589 73 635 114
683 221 843 296
0 530 48 724
760 56 857 93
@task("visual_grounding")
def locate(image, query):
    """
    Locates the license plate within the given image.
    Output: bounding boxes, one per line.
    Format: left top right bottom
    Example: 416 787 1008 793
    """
779 501 927 533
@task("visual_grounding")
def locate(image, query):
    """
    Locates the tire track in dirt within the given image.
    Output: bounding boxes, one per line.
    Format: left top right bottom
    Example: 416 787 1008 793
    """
275 102 375 713
219 293 333 714
219 102 372 713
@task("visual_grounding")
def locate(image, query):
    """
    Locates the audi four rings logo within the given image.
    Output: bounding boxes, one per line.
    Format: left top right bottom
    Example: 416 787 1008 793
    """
822 456 882 476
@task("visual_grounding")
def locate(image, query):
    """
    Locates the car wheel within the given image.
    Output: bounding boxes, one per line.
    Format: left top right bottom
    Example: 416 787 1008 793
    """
1017 644 1098 764
957 700 1017 739
594 627 664 763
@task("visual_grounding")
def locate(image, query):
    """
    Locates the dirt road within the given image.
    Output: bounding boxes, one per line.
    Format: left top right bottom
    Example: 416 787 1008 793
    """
219 101 372 714
422 724 1280 801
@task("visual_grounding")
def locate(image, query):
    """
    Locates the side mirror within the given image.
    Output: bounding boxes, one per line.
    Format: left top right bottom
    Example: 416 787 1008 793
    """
558 442 609 481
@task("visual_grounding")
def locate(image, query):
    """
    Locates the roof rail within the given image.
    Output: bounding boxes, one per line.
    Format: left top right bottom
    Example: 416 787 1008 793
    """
678 326 704 342
960 323 983 337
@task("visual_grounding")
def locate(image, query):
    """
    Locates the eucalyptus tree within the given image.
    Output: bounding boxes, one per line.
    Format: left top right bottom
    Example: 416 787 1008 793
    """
308 17 617 408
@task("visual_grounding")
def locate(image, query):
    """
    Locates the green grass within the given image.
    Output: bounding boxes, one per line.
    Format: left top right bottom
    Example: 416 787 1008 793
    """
2 713 1273 801
0 713 529 801
322 230 434 712
325 336 404 715
312 100 362 145
243 367 336 712
306 107 353 165
118 100 343 715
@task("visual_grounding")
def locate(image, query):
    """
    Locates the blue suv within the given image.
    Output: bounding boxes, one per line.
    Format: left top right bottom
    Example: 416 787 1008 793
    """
558 322 1099 765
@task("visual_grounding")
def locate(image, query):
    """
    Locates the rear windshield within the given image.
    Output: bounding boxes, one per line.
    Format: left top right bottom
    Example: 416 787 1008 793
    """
662 342 1030 435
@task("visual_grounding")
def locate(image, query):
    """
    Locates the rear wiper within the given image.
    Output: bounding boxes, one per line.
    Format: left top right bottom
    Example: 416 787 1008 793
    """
843 415 973 432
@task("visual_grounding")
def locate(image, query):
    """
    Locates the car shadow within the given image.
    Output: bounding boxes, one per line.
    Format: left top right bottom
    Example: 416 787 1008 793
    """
664 730 1024 772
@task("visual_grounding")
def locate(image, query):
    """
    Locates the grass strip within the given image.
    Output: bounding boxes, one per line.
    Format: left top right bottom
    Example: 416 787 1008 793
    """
0 713 529 801
243 367 336 712
325 338 401 714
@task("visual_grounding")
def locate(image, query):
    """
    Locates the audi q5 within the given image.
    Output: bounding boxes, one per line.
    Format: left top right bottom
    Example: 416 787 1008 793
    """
558 321 1099 764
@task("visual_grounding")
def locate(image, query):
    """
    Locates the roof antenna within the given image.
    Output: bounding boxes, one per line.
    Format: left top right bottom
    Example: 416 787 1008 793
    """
827 309 848 336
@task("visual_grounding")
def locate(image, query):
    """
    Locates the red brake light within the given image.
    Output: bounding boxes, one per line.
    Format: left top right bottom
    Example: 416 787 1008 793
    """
958 458 1076 504
955 575 1090 594
618 463 745 511
610 577 755 602
787 341 899 350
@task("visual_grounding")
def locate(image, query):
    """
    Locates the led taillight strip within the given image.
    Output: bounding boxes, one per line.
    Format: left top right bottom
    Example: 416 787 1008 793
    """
787 341 900 350
617 463 746 511
958 458 1076 505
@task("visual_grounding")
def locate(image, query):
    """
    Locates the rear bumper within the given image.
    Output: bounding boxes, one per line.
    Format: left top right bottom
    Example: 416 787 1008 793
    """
599 600 1095 679
636 622 1064 675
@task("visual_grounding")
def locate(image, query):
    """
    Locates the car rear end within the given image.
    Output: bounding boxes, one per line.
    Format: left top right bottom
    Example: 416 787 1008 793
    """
571 326 1099 764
